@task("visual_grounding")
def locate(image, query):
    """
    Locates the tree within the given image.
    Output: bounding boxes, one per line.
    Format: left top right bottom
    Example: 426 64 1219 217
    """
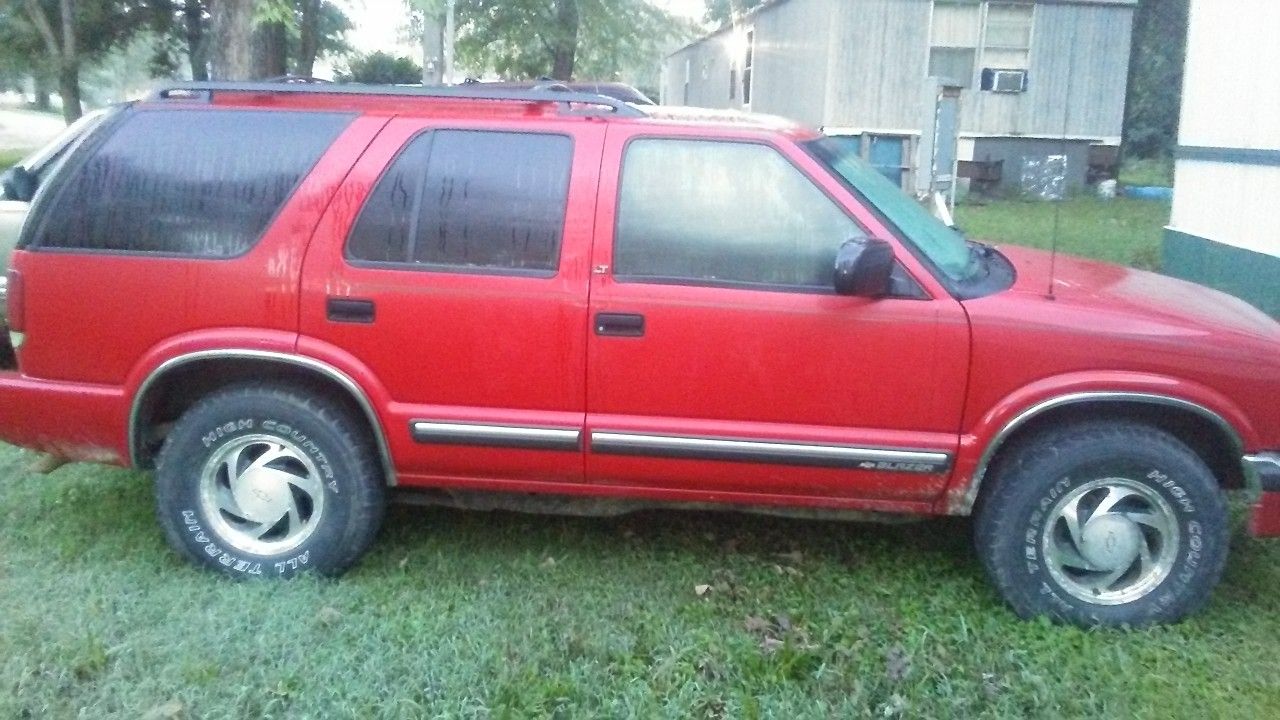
2 0 159 122
208 0 254 80
1123 0 1189 159
703 0 764 26
454 0 692 82
336 51 421 85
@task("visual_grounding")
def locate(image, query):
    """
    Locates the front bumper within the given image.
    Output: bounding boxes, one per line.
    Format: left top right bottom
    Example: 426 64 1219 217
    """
1246 453 1280 537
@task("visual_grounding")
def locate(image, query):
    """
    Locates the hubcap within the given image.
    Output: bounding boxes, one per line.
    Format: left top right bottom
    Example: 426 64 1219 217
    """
1042 477 1180 605
198 434 325 555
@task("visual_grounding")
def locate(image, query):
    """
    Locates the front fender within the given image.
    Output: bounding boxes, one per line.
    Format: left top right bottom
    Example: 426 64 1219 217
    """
941 371 1257 514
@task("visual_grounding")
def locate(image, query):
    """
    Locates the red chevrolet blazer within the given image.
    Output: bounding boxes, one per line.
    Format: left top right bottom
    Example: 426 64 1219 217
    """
2 82 1277 627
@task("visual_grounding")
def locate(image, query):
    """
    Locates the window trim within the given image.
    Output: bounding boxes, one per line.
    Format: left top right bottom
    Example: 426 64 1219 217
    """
610 134 895 296
23 106 356 261
342 127 576 279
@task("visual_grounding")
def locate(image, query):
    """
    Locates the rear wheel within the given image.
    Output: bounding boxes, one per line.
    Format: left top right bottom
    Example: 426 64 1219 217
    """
155 383 386 578
975 421 1229 627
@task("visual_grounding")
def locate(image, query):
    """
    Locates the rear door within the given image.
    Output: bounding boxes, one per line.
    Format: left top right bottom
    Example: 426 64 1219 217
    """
583 127 970 508
300 117 604 485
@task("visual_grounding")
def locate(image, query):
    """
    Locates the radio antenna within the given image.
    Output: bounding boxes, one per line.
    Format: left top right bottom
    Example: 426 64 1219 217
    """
1048 22 1081 300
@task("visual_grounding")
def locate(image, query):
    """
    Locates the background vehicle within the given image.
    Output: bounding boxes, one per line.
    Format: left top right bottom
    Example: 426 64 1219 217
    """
1 83 1276 628
0 108 109 336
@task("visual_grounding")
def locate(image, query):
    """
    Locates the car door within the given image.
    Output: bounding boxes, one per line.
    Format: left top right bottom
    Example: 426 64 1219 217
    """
584 127 970 508
300 116 604 485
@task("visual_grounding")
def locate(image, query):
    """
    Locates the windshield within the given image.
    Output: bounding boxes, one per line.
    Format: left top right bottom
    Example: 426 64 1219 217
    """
804 136 976 282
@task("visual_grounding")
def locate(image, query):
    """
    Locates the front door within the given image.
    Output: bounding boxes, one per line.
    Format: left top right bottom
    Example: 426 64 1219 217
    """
584 128 970 508
300 117 604 485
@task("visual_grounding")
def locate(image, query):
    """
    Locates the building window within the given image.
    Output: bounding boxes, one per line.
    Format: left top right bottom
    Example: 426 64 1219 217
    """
742 28 755 106
729 68 737 100
929 1 980 87
929 1 1034 86
982 2 1033 70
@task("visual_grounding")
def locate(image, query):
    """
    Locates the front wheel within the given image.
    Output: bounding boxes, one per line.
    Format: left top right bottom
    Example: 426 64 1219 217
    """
155 383 386 578
975 421 1229 627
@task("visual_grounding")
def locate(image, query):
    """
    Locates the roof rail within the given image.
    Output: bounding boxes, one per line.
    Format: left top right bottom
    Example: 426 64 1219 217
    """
149 81 647 118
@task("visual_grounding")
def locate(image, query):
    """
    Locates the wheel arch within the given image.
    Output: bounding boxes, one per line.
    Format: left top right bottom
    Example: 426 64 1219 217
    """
130 349 396 485
954 392 1249 514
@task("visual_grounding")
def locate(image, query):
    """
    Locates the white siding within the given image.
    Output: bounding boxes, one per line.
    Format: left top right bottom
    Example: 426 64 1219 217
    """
1170 0 1280 258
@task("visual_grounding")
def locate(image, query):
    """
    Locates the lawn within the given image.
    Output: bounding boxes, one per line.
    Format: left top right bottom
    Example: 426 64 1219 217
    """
0 149 27 169
955 196 1169 270
4 197 1279 718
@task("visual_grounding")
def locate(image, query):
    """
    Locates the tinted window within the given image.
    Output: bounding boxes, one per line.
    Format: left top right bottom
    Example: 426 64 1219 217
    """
34 109 350 256
347 130 572 273
615 139 862 289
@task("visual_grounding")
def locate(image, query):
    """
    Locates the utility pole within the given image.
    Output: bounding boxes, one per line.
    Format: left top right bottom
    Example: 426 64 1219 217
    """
443 0 456 84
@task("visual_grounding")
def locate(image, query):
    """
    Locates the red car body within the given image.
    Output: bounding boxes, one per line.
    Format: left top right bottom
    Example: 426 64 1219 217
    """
2 87 1278 539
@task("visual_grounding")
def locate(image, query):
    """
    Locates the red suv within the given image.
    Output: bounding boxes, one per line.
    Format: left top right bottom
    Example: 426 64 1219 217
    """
2 82 1277 627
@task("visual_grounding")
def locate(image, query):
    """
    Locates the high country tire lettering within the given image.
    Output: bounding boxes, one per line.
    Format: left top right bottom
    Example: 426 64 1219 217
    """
202 419 255 448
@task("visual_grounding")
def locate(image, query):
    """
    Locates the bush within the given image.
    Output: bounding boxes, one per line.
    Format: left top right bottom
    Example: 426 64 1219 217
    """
336 51 421 85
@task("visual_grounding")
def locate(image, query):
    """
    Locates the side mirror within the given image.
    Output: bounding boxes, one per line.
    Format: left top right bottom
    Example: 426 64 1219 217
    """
833 237 895 297
0 166 37 202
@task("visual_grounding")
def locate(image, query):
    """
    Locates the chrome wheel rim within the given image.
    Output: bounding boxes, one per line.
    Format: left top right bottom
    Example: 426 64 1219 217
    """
198 434 324 555
1042 477 1180 605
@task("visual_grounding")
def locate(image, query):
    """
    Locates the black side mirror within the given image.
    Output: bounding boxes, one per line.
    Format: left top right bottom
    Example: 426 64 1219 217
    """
833 237 895 297
0 166 37 202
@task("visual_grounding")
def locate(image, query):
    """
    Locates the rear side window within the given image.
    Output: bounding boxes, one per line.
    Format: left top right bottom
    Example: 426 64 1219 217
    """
346 130 572 274
32 109 351 257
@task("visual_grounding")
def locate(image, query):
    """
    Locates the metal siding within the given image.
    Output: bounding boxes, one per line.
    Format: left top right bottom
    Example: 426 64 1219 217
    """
961 3 1130 138
749 0 831 125
825 0 933 131
662 0 1132 141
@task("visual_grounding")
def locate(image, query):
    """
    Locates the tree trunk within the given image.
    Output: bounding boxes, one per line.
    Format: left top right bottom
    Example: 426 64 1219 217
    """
184 0 209 81
421 9 444 85
56 0 80 122
208 0 254 80
57 62 81 124
550 0 579 81
32 72 52 111
252 21 288 79
296 0 320 77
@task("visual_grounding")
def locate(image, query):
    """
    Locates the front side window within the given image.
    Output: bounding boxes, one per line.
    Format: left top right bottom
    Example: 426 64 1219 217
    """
347 130 572 274
614 139 862 290
805 136 975 282
33 109 351 256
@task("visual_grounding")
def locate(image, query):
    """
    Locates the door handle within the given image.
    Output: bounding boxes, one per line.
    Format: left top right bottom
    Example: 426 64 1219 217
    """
595 312 645 337
327 298 376 324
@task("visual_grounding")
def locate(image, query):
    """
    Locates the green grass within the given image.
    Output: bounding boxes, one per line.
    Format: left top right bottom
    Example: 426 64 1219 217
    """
0 148 29 169
2 443 1279 718
1119 157 1175 188
955 197 1169 270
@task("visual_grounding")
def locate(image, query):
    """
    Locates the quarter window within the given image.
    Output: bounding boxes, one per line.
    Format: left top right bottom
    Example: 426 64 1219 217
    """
33 109 350 256
346 130 572 274
614 139 862 290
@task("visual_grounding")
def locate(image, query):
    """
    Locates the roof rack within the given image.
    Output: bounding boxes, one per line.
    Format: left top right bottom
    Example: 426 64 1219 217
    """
149 81 647 118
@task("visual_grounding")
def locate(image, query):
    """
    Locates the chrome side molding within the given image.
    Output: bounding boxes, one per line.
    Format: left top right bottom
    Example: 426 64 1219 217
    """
410 421 582 451
590 431 952 473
